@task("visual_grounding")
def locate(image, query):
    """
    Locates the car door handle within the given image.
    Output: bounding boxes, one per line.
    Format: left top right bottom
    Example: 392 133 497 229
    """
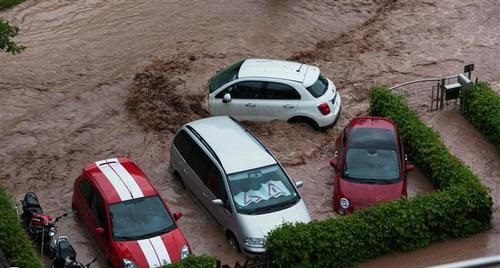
283 104 295 108
245 103 256 107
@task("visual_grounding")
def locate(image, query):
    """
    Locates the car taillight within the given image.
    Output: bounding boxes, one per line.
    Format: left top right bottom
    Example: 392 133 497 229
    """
318 102 331 115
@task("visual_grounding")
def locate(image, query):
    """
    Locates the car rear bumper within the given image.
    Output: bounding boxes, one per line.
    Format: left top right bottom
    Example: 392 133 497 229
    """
318 94 342 128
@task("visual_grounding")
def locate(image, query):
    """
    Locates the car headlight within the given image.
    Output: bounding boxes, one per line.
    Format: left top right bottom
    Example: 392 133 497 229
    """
48 227 56 237
244 237 265 248
122 258 139 268
180 245 190 259
340 198 350 209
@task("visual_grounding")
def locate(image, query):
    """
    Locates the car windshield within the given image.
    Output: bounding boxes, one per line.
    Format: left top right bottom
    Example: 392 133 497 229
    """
208 60 244 92
343 127 400 182
305 73 329 98
227 164 299 215
109 196 176 241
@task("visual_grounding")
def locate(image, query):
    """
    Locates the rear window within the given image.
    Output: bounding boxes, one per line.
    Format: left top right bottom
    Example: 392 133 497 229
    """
306 74 329 98
209 60 244 92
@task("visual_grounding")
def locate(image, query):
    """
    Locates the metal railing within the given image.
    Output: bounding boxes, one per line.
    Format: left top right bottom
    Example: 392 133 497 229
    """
426 255 500 268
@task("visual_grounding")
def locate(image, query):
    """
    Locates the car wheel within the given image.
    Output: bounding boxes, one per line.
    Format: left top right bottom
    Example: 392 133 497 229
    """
226 231 241 252
288 116 320 131
173 171 186 189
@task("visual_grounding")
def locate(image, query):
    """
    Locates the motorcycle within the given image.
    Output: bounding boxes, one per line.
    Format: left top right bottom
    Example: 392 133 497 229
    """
50 236 97 268
19 192 68 257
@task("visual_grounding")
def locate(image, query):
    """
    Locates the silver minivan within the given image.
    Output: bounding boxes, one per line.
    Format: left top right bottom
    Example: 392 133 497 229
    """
170 116 311 255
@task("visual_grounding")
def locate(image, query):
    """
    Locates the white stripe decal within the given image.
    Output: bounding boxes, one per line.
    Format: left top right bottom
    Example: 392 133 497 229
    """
137 239 161 267
96 160 132 201
150 236 171 265
109 161 144 199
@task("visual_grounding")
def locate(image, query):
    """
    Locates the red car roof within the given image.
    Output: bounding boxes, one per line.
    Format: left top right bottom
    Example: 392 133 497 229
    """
349 116 396 130
83 158 158 204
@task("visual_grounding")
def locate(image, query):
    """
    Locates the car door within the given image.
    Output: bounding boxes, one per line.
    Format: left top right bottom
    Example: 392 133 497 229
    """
88 188 111 256
213 81 263 121
75 178 94 232
172 129 195 187
184 141 213 207
200 162 233 228
257 82 300 121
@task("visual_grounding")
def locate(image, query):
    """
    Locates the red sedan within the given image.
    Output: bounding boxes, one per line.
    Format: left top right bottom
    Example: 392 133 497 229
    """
331 117 414 214
72 158 191 268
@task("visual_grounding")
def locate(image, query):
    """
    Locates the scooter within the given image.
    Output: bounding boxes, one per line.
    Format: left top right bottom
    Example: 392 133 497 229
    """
19 192 68 257
50 236 97 268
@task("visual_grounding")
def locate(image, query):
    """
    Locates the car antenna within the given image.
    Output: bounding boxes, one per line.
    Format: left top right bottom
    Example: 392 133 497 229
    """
296 63 304 72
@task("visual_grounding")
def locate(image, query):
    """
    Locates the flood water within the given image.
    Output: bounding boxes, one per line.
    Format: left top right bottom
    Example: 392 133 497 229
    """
0 0 499 267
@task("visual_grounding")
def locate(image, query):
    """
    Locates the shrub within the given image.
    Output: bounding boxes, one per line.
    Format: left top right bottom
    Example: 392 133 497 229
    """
0 187 43 268
162 255 216 268
461 82 500 152
0 0 24 11
265 87 492 268
0 20 26 54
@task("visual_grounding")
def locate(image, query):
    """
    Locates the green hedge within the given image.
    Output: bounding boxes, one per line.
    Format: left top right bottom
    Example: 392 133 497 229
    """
0 0 24 10
461 82 500 152
162 255 216 268
0 187 43 268
265 87 492 268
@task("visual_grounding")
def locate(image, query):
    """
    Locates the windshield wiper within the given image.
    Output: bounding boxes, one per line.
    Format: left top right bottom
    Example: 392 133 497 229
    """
125 226 174 240
256 198 298 213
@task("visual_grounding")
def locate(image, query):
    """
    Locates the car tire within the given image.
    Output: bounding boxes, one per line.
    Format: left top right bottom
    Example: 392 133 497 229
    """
288 116 321 131
173 171 186 189
226 231 241 253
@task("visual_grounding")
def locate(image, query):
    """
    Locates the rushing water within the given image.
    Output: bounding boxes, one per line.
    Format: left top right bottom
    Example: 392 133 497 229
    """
0 0 499 267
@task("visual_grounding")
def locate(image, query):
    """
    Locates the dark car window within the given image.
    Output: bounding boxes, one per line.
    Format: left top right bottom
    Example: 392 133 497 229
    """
109 196 176 241
216 81 263 99
78 179 94 207
209 60 244 92
173 130 195 160
306 74 329 98
206 164 227 202
262 82 301 100
90 191 107 230
343 127 400 182
187 145 211 184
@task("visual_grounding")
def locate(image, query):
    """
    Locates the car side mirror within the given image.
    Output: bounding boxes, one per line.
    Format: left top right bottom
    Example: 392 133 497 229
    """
405 163 415 172
295 181 304 189
223 93 231 103
212 199 224 207
330 159 338 169
173 211 183 221
95 227 104 236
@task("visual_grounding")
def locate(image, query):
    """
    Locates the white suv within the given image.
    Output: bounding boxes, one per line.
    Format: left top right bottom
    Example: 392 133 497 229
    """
207 59 341 130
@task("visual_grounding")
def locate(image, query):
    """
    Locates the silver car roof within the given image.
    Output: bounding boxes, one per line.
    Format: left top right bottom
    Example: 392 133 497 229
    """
186 116 276 174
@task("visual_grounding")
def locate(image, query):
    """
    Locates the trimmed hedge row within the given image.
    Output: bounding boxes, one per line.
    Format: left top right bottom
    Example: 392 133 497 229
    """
0 187 43 268
163 255 216 268
461 82 500 152
265 87 492 268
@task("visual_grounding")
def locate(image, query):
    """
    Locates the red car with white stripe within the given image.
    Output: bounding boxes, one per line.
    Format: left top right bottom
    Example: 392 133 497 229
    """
72 158 191 268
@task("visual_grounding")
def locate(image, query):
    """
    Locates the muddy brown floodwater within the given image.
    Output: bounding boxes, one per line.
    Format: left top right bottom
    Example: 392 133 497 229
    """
1 0 499 267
